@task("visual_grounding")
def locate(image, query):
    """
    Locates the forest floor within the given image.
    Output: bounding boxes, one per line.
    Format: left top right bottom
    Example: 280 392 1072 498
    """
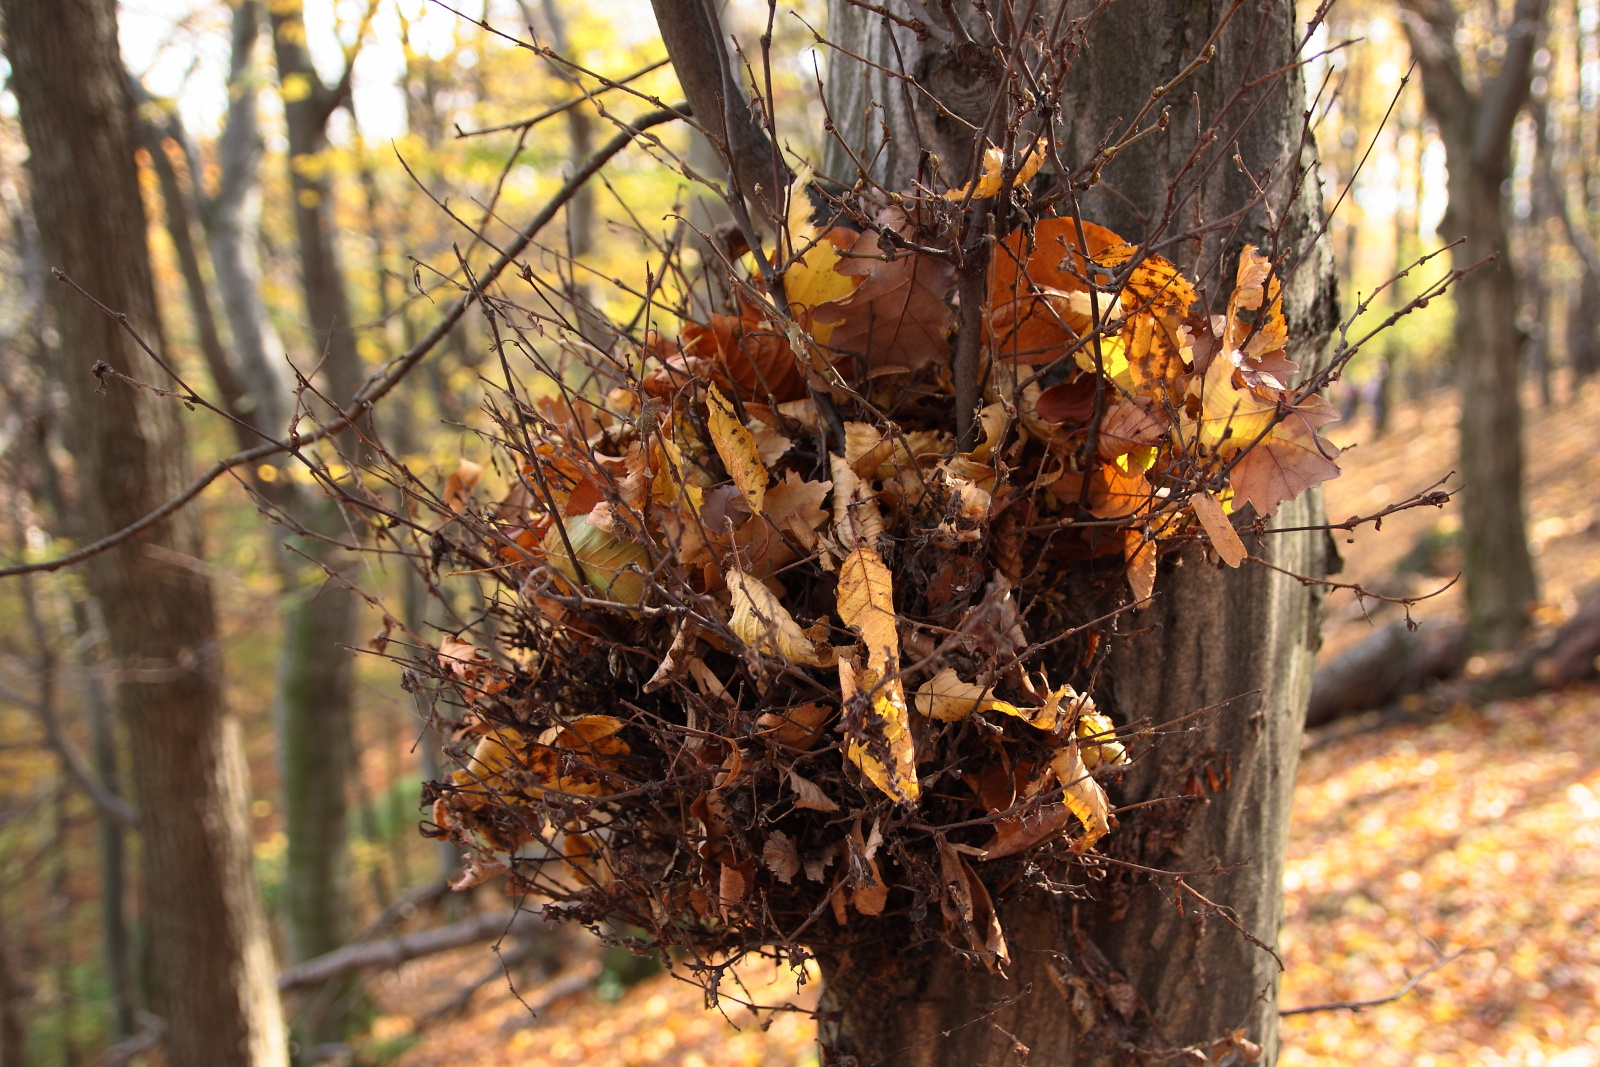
367 383 1600 1067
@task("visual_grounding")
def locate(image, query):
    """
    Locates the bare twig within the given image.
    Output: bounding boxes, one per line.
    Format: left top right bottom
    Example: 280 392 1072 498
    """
1280 947 1489 1015
0 105 689 581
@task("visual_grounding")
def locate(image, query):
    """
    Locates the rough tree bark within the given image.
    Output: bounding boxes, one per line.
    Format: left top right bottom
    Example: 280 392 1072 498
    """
0 1 287 1064
807 0 1335 1062
1401 0 1544 650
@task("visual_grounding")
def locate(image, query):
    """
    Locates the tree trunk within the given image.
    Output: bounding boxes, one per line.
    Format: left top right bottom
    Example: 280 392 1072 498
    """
0 883 26 1067
75 599 137 1040
1441 141 1539 649
137 113 256 448
268 0 365 985
812 0 1333 1062
0 2 287 1065
201 0 292 438
1403 0 1544 650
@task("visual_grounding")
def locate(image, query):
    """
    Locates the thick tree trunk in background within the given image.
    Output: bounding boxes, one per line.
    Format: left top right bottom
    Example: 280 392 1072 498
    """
1402 0 1543 650
810 0 1333 1062
0 2 287 1065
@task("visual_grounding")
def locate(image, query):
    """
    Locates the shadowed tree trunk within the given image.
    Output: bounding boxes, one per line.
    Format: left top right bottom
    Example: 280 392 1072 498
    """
646 0 1335 1060
1401 0 1544 650
0 1 287 1064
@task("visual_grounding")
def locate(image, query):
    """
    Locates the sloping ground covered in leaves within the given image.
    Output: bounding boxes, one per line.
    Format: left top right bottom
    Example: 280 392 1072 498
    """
378 387 1600 1065
1278 685 1600 1066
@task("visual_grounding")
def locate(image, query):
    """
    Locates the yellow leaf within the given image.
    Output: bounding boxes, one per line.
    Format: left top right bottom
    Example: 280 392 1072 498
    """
727 569 837 667
1050 741 1111 850
782 167 857 345
1183 356 1277 457
838 658 919 804
914 667 1024 722
837 544 898 672
943 137 1046 200
1076 709 1129 770
1191 489 1247 568
706 384 768 514
650 435 704 513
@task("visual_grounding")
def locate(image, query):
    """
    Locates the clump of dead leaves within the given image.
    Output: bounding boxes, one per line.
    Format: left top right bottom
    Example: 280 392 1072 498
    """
420 170 1338 971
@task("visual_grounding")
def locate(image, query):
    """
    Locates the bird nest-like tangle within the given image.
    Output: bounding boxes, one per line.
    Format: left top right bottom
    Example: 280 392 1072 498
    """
417 179 1340 977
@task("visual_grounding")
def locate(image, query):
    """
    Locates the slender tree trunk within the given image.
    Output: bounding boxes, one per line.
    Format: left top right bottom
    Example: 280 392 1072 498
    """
265 7 370 1052
0 884 26 1067
137 116 256 446
0 2 287 1065
811 0 1334 1061
1440 126 1539 648
1403 0 1544 649
201 0 292 438
74 600 136 1041
51 778 77 1067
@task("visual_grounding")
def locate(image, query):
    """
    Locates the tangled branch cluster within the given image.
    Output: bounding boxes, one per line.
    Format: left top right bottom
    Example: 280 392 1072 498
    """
404 160 1343 977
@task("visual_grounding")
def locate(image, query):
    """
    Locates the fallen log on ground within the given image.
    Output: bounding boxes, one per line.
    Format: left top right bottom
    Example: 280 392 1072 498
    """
277 909 544 991
1307 584 1600 728
1306 619 1470 729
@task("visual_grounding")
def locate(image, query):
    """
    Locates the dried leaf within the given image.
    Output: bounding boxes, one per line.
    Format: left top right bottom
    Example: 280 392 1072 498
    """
1050 741 1111 850
755 702 833 750
1191 489 1246 568
707 384 768 515
837 543 899 672
838 658 920 804
443 459 484 513
763 470 832 536
748 420 793 466
727 568 837 667
1125 527 1156 607
678 309 809 403
944 138 1045 200
541 515 652 605
848 820 890 916
830 454 884 550
719 864 747 908
814 214 955 376
914 668 1014 722
643 619 699 693
1228 395 1343 518
437 635 510 703
1097 401 1163 462
979 804 1072 860
788 768 841 812
804 841 839 882
763 831 801 884
1222 246 1296 386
